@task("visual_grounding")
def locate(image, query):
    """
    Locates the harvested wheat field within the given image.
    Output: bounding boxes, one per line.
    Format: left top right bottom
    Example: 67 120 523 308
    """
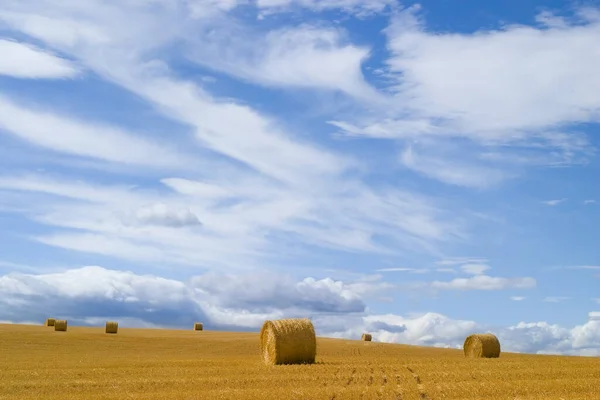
1 324 600 400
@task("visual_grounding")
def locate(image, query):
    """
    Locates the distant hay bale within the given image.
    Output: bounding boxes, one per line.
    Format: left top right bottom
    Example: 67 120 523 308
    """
194 323 203 331
105 321 118 334
260 318 316 366
361 333 372 342
45 318 56 327
54 320 67 332
464 333 501 358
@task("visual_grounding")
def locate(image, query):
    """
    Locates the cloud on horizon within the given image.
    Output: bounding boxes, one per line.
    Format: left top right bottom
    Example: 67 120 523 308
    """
1 266 599 356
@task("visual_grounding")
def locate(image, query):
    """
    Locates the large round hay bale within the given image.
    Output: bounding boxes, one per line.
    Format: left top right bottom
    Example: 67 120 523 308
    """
194 323 203 331
464 333 500 358
45 318 56 327
361 333 372 342
260 318 316 365
54 320 68 332
105 321 118 334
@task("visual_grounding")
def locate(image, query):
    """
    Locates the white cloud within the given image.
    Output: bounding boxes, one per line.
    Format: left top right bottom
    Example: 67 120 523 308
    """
330 6 598 184
0 173 463 268
0 266 372 327
543 296 571 303
1 266 599 356
435 257 488 266
0 95 193 169
566 266 600 270
510 296 525 301
0 38 79 79
399 144 510 188
256 0 395 17
0 0 471 263
431 275 536 291
376 267 428 273
377 267 415 272
124 203 202 228
185 23 383 101
543 198 567 206
584 199 597 205
460 263 491 275
383 6 600 137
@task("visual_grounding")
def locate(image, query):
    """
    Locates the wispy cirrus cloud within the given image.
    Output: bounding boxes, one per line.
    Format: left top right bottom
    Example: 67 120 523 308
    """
329 5 598 186
543 198 567 206
435 257 489 266
185 23 383 101
555 265 600 271
460 263 491 275
255 0 396 17
0 38 79 79
543 296 571 303
0 171 463 269
0 95 194 169
0 0 469 267
431 275 536 291
376 267 428 273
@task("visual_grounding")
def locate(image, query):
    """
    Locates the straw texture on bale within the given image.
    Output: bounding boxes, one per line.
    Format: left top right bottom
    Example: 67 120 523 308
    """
361 333 372 342
45 318 56 327
464 333 501 358
194 323 203 331
105 321 118 334
260 318 316 366
54 320 67 332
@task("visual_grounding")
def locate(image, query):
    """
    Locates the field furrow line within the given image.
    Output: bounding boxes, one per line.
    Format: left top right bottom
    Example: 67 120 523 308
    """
406 366 430 400
393 368 404 400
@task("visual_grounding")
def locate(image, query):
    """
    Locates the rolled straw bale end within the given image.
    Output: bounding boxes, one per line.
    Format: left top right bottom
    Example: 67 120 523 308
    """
105 321 118 334
361 333 372 342
54 320 68 332
194 323 203 331
260 318 316 366
45 318 56 327
463 333 501 358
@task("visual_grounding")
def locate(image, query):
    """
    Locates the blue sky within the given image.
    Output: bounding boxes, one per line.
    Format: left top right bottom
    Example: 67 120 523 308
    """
0 0 599 355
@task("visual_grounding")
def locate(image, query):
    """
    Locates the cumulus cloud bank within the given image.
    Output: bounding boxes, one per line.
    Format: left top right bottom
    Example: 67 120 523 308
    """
1 266 599 356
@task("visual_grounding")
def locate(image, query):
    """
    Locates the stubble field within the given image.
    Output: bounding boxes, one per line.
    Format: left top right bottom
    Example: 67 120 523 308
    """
1 324 599 399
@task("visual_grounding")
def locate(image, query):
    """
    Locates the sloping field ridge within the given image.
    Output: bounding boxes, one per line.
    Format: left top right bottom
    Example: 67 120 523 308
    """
1 324 600 399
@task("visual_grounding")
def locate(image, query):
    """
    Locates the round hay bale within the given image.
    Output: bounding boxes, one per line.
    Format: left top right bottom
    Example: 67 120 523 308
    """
45 318 56 327
361 333 372 342
464 333 501 358
54 320 67 332
193 323 203 331
260 318 316 366
105 321 118 334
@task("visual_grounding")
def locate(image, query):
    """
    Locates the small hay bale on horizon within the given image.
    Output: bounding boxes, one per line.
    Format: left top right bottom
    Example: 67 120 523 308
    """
260 318 316 366
361 333 372 342
54 320 68 332
105 321 118 334
464 333 501 358
194 323 203 331
45 318 56 327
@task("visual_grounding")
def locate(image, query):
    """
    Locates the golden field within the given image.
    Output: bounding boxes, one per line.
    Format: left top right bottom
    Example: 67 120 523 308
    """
1 324 600 399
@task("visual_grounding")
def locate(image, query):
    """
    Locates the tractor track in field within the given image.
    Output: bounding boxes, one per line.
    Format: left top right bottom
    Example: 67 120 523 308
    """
406 366 431 400
328 365 357 400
